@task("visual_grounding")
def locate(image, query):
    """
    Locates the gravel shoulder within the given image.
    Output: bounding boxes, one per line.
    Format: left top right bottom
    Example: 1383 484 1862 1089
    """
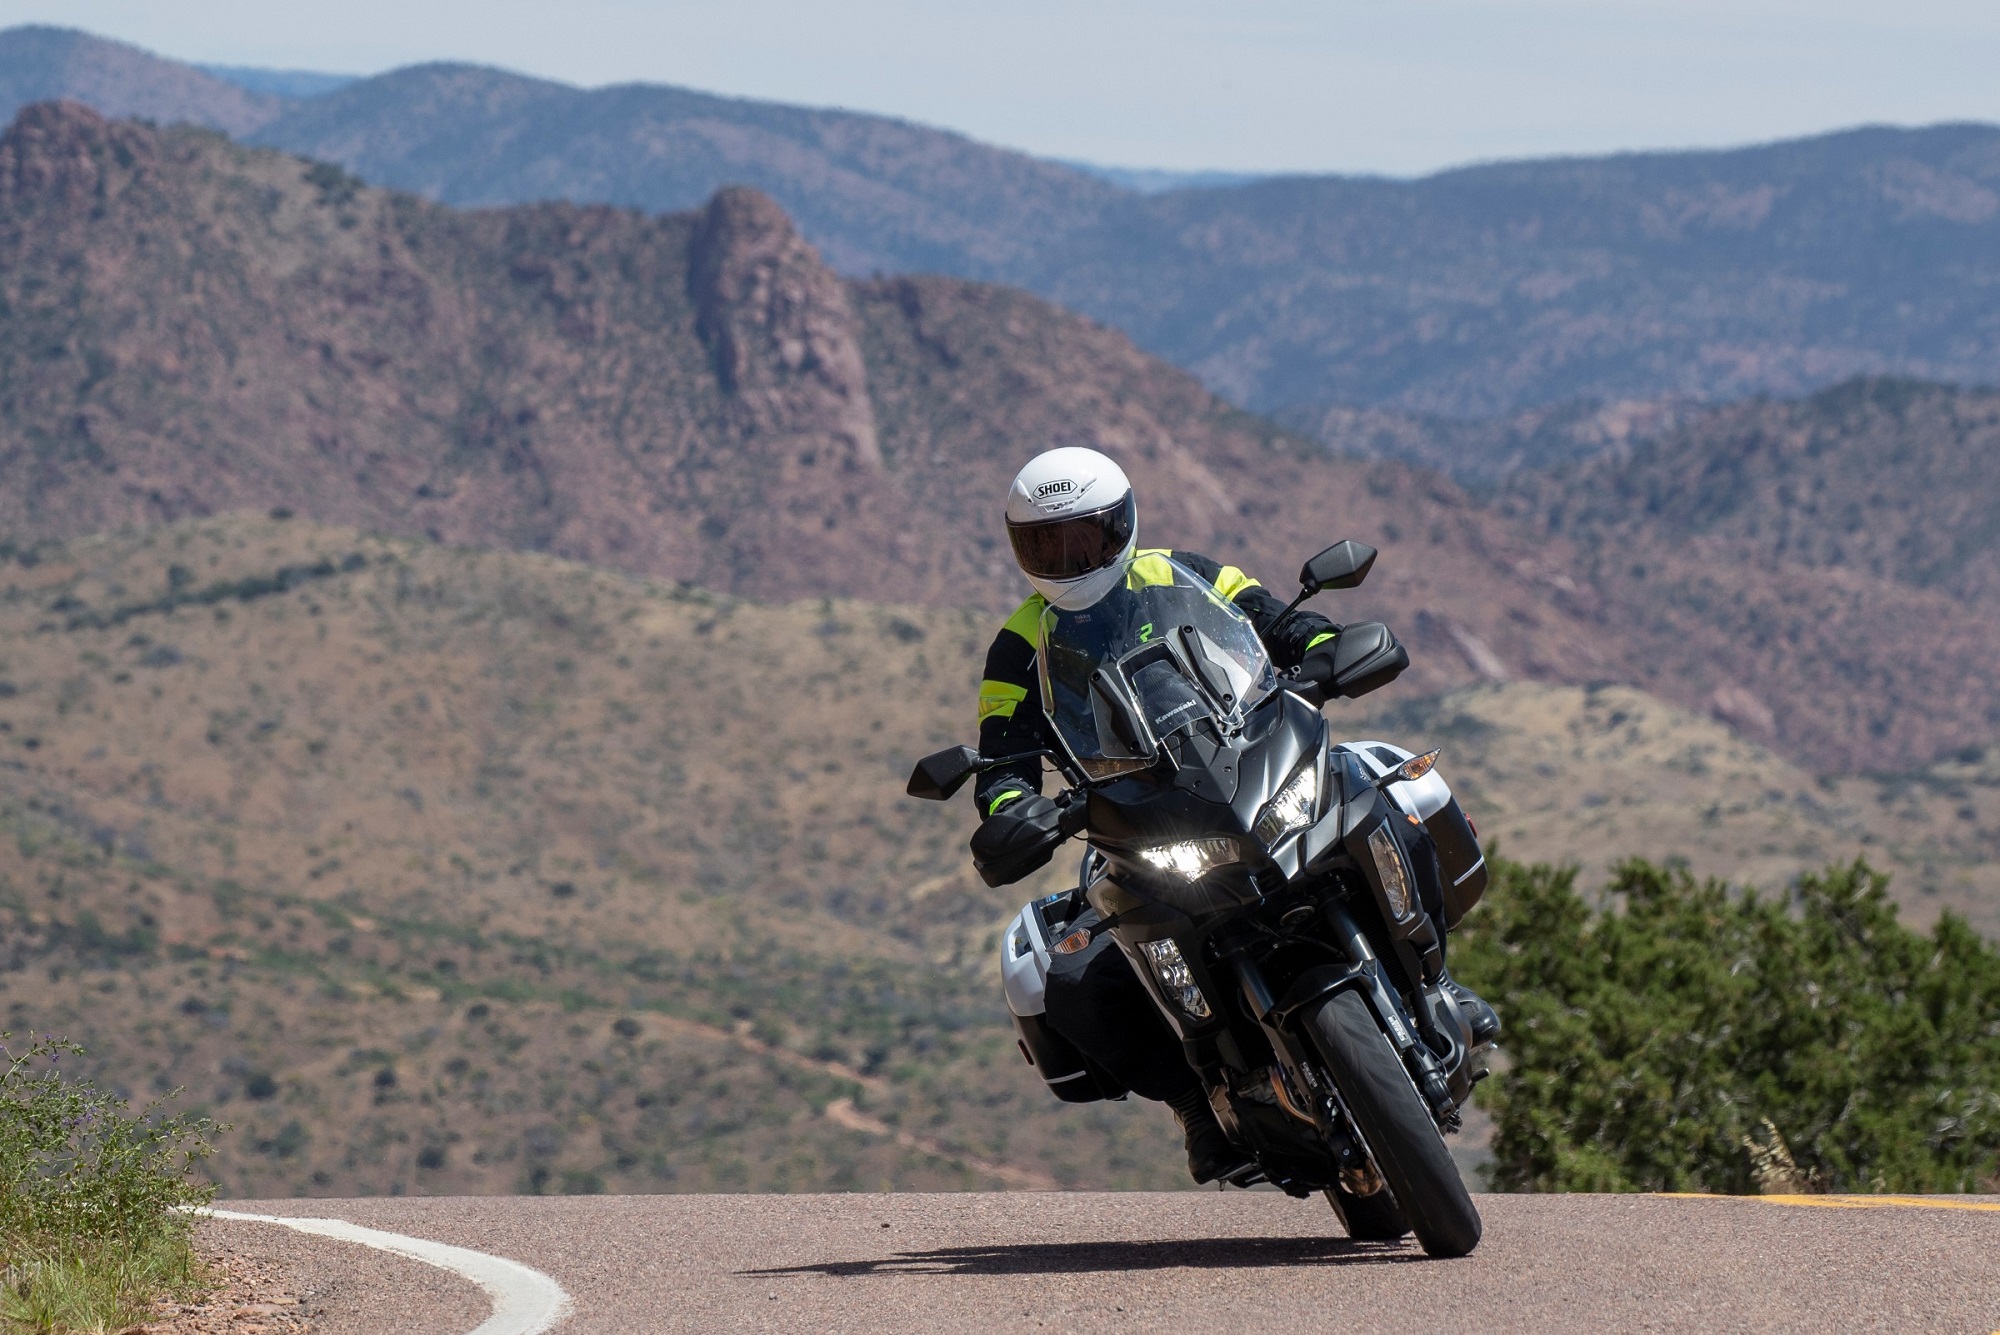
220 1191 2000 1334
149 1216 490 1335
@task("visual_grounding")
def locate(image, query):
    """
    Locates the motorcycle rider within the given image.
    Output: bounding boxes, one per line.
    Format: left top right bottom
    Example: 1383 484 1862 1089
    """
968 446 1497 1184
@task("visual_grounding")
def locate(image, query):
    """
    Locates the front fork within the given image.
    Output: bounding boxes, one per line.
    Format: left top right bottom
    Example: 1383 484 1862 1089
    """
1225 942 1378 1193
1319 899 1476 1118
1231 900 1467 1132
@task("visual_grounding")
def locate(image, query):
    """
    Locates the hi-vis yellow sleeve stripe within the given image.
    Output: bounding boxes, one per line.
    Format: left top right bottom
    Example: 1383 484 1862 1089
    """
1213 564 1259 601
977 679 1030 722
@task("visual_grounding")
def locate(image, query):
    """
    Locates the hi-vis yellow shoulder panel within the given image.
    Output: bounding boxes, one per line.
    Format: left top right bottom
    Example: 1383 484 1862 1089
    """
1128 549 1178 589
1001 595 1046 644
1127 549 1258 600
1212 564 1259 601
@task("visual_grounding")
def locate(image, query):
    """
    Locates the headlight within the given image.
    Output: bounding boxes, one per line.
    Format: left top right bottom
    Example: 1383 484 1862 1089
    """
1138 838 1238 881
1255 761 1320 846
1140 939 1212 1018
1367 822 1415 921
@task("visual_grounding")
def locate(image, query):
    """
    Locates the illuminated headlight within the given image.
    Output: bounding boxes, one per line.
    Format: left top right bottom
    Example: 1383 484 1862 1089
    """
1367 822 1415 921
1255 761 1320 846
1140 939 1212 1018
1138 838 1238 881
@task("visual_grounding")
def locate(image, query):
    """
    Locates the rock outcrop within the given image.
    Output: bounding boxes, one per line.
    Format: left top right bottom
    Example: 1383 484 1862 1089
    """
690 186 880 472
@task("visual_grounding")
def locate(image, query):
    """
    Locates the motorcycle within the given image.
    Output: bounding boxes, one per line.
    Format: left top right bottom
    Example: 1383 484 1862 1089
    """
907 541 1495 1258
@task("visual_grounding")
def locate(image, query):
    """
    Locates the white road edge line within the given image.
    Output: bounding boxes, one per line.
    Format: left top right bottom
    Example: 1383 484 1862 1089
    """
200 1207 572 1335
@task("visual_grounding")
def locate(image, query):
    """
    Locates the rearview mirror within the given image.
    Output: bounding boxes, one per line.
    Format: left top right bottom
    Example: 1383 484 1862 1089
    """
1300 540 1377 595
907 745 982 801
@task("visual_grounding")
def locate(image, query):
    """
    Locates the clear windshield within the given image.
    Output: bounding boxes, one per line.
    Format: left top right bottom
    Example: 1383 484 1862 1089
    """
1038 554 1278 779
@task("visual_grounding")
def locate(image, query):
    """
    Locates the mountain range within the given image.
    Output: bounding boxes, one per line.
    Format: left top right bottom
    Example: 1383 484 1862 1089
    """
2 99 1998 778
0 102 1595 689
6 25 2000 435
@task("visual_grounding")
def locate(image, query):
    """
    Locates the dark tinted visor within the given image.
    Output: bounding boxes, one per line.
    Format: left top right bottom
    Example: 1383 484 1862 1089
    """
1008 494 1136 581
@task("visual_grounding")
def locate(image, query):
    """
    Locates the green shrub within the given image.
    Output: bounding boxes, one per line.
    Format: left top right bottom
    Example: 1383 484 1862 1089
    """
1453 858 2000 1194
0 1035 219 1332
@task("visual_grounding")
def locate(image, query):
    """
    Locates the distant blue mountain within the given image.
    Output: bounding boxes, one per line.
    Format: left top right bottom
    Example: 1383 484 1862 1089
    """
197 63 357 99
0 23 278 135
242 61 1123 277
1061 162 1268 194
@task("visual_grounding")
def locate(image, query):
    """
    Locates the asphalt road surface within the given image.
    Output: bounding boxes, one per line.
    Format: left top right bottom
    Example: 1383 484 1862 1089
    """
222 1191 2000 1334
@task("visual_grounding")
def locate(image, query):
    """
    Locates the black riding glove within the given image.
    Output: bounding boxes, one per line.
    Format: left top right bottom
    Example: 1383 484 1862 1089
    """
970 791 1062 888
1298 630 1344 689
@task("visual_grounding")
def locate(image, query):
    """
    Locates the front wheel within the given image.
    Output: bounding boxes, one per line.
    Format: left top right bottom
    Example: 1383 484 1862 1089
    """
1325 1184 1409 1241
1305 989 1481 1258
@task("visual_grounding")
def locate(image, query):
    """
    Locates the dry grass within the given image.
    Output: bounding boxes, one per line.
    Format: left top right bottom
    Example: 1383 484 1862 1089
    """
1357 682 2000 933
0 513 1172 1196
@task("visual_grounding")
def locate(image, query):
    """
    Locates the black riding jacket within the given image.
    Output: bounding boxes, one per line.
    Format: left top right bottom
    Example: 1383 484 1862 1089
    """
972 549 1339 815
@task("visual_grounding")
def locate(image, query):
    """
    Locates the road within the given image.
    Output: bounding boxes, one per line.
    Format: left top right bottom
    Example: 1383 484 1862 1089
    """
217 1191 2000 1334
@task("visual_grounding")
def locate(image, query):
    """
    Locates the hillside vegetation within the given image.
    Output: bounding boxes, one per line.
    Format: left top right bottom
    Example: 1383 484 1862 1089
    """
0 512 1193 1197
0 25 279 137
1020 125 2000 417
0 101 1607 699
1500 379 2000 769
3 514 1996 1198
1354 682 2000 934
1509 378 2000 606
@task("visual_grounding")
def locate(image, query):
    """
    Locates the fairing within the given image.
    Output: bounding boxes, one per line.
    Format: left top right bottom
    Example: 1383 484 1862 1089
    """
1038 554 1277 779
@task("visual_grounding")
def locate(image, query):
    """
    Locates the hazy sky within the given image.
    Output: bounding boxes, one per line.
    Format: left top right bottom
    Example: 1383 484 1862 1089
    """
5 0 1996 174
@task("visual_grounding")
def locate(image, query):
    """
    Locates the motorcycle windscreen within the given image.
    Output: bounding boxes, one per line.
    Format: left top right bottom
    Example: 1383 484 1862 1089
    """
1038 554 1277 779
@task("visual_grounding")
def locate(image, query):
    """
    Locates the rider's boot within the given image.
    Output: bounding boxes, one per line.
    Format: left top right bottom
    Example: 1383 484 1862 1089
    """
1165 1087 1252 1184
1441 970 1501 1048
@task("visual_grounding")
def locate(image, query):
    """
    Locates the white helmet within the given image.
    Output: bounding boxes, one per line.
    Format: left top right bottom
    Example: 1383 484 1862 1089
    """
1005 447 1136 608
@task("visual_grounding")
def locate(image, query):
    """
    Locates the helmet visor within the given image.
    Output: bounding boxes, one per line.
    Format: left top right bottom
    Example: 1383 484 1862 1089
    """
1008 494 1136 582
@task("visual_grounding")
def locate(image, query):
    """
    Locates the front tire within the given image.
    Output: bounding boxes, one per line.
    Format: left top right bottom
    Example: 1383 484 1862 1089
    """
1305 989 1481 1258
1325 1184 1409 1241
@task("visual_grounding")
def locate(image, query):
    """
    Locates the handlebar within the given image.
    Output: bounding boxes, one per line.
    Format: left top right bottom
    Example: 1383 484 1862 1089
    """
1279 667 1330 709
1055 787 1089 838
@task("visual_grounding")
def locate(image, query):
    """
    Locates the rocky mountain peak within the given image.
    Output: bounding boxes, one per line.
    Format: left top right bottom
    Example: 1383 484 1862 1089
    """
0 99 149 208
689 185 880 471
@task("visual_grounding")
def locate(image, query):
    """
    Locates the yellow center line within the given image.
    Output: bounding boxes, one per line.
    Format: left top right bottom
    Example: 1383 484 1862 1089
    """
1665 1192 2000 1335
1658 1192 2000 1214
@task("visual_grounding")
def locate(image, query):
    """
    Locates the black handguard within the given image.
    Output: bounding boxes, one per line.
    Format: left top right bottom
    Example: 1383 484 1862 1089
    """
970 792 1064 888
1301 621 1409 700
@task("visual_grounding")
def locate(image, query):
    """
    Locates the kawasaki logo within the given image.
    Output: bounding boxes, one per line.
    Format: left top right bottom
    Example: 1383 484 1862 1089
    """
1033 479 1075 501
